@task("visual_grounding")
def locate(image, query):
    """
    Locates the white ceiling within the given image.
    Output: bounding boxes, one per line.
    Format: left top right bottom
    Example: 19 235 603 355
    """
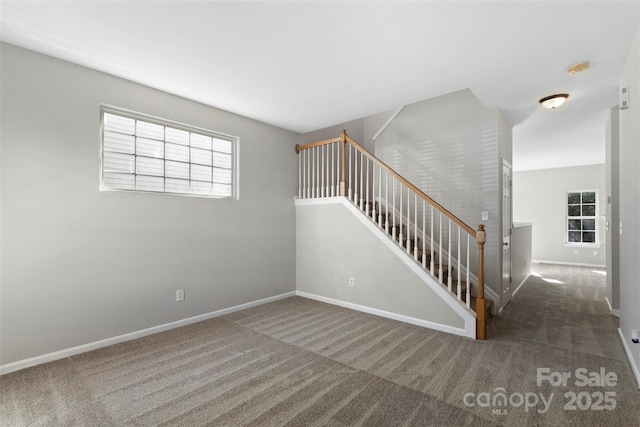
1 1 638 171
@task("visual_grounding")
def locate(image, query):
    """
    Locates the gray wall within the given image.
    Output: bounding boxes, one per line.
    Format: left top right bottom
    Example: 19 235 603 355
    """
298 118 364 150
513 164 606 267
0 43 299 365
511 223 532 295
297 109 396 154
373 89 510 306
618 27 640 383
606 106 620 314
296 200 468 332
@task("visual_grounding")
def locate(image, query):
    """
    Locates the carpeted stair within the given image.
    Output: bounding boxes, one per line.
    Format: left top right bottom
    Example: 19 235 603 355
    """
361 201 493 318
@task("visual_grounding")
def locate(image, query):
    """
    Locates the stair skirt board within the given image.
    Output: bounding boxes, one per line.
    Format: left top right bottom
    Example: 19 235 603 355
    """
296 291 474 339
0 291 297 376
295 197 476 340
371 196 500 313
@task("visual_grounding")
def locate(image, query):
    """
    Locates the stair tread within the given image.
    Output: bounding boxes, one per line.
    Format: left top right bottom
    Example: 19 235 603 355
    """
362 198 492 319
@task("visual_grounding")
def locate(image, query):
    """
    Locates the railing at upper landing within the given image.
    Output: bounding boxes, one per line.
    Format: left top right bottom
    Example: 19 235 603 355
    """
295 130 488 340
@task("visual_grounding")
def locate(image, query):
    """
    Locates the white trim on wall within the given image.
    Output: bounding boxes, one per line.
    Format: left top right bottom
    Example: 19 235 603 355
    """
532 260 606 269
296 291 474 338
372 106 404 141
618 328 640 389
511 272 532 299
0 292 295 376
605 297 621 317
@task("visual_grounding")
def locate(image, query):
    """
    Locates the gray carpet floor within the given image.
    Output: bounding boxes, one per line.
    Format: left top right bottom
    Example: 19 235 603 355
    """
1 263 639 426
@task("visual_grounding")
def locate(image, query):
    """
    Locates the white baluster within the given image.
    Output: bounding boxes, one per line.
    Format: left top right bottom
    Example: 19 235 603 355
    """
348 144 352 200
405 188 411 253
311 148 315 198
414 194 419 260
392 177 396 240
448 219 452 292
356 148 359 205
457 226 462 301
399 183 403 246
326 144 330 197
406 188 411 254
330 143 334 197
333 143 342 196
302 150 306 199
430 205 435 275
359 151 364 210
422 200 426 268
466 234 471 309
378 164 382 227
385 173 389 234
336 142 340 197
354 147 358 204
438 213 443 284
320 145 324 197
370 160 375 219
316 146 320 198
366 155 370 215
298 148 301 199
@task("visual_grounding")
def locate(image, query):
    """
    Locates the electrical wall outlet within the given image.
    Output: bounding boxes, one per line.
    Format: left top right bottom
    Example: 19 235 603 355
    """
348 277 355 288
176 289 185 302
573 249 579 255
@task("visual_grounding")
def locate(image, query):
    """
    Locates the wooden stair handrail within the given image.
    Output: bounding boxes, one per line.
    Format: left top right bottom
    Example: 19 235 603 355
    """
296 130 488 340
295 136 341 153
344 134 476 237
297 131 476 237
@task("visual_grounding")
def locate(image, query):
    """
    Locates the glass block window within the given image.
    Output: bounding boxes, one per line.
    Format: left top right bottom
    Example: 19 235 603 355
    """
101 108 237 199
567 191 597 243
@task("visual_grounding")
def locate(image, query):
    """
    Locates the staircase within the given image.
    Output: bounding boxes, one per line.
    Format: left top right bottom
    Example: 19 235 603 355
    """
295 130 491 339
362 201 493 317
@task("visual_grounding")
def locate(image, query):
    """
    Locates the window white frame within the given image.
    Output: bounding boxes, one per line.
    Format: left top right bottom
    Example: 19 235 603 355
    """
100 106 238 199
565 190 598 245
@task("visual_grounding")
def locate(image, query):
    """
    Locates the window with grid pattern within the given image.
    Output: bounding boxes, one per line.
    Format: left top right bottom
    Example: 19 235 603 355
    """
567 191 597 244
101 108 236 198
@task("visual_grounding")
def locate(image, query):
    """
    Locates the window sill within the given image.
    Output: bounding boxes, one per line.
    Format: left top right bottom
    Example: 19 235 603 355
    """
564 243 602 249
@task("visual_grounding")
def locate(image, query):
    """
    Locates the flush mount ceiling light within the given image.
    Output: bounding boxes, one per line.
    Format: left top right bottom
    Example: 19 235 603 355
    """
539 94 569 109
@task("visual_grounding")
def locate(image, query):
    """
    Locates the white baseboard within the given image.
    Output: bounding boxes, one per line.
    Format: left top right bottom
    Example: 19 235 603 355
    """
0 291 296 376
511 273 532 299
618 328 640 389
605 297 620 317
295 291 475 339
532 260 606 269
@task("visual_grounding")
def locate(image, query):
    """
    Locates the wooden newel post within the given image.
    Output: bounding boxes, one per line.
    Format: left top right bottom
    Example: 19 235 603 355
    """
476 224 487 340
340 129 347 196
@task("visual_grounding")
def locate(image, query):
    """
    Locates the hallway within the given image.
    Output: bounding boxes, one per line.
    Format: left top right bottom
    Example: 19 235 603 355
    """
486 262 639 425
490 263 620 358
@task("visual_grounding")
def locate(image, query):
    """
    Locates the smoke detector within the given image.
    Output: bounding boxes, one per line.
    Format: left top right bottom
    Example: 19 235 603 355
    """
567 62 590 75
